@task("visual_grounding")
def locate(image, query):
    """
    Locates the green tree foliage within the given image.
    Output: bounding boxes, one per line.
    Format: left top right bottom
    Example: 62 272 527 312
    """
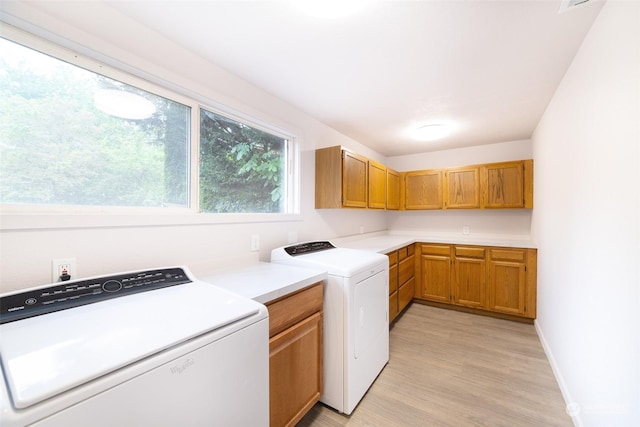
0 39 188 207
199 109 285 213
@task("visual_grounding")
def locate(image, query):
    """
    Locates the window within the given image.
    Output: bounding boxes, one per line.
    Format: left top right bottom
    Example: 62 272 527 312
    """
199 108 289 213
0 31 299 222
0 37 190 209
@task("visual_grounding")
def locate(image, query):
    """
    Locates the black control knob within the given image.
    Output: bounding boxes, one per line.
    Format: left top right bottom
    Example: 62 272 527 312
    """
102 280 123 293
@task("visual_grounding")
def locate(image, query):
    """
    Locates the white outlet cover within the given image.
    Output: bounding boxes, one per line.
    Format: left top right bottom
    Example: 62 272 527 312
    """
250 235 260 251
52 258 76 282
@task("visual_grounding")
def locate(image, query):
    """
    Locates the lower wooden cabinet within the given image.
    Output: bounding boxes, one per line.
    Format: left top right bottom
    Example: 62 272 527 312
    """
416 244 451 303
388 250 399 321
486 248 537 318
452 246 486 308
416 243 536 320
266 282 323 427
387 244 415 323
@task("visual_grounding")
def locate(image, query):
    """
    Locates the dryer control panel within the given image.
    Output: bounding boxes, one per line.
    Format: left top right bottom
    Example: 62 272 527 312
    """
284 241 335 256
0 267 190 324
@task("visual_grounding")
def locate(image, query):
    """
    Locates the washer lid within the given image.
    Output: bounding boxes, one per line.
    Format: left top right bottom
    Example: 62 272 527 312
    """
272 246 387 277
0 281 264 409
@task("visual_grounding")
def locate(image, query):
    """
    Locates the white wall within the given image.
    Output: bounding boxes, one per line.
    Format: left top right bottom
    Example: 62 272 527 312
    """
531 1 640 426
0 2 388 292
387 139 533 238
387 139 532 170
0 1 540 292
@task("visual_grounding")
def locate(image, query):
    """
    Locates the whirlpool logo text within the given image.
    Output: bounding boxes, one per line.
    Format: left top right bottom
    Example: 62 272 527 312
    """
170 358 195 375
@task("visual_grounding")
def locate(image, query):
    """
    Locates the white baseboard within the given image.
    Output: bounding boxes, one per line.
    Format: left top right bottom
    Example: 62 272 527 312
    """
534 319 582 427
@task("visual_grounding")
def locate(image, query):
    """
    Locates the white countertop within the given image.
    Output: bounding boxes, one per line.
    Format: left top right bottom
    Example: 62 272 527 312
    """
197 262 327 304
195 231 533 304
332 231 536 253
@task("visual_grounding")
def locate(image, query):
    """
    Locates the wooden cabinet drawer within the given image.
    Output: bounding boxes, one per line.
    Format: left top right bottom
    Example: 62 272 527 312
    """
267 282 323 338
455 246 485 259
407 244 415 257
388 250 398 265
398 277 414 312
397 244 415 260
389 292 399 323
489 248 526 262
399 255 414 284
389 263 398 295
420 244 451 256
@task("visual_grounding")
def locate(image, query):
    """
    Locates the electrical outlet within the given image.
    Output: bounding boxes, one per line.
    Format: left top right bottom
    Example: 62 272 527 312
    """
288 231 298 244
250 235 260 252
462 226 470 235
52 258 76 282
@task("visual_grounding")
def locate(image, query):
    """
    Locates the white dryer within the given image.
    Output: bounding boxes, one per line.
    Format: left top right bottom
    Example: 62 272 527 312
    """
271 241 389 415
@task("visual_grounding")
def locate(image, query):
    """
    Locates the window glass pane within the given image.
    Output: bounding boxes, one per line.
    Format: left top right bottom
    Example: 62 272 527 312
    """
200 108 287 213
0 38 190 208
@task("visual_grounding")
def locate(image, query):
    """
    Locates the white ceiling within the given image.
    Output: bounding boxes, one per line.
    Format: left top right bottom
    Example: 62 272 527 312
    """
22 0 606 156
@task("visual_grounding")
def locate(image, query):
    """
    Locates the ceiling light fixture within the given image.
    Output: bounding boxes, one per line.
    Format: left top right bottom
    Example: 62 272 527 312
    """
94 89 156 120
291 0 366 19
412 124 450 141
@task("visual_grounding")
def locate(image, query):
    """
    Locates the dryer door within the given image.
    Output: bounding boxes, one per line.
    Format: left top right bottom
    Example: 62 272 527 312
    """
353 269 388 359
346 267 389 414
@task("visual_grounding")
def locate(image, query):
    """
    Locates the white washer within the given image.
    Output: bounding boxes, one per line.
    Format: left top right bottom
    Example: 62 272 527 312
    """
271 241 389 415
0 266 269 427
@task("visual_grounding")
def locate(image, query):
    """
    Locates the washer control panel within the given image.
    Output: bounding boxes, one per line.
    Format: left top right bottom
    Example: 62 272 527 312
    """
0 267 190 324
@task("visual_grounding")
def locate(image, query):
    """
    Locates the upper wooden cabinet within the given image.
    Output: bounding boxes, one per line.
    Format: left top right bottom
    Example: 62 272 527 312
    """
403 160 533 210
368 160 387 209
315 146 368 208
481 160 533 209
315 146 533 210
386 168 401 210
444 166 481 209
404 170 443 209
342 150 369 208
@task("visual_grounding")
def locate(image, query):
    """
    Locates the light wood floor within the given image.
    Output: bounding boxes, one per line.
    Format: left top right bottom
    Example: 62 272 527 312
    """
297 303 572 427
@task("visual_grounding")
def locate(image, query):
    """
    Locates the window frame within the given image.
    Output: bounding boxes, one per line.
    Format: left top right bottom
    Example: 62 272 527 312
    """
0 25 301 230
197 104 299 215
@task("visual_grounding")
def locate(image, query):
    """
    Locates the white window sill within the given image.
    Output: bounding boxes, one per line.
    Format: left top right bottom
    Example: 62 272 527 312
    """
0 210 303 230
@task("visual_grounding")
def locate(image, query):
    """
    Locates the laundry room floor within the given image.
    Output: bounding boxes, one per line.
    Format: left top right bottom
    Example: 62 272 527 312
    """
297 303 572 427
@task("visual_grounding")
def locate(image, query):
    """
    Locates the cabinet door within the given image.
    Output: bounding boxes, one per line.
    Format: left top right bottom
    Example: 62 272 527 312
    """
368 160 387 209
315 146 343 209
482 161 525 208
452 247 485 308
387 250 399 323
445 167 480 209
487 249 527 316
405 170 443 209
386 168 401 210
398 247 415 313
398 276 415 313
417 244 451 302
270 312 323 427
342 151 368 208
389 292 399 324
